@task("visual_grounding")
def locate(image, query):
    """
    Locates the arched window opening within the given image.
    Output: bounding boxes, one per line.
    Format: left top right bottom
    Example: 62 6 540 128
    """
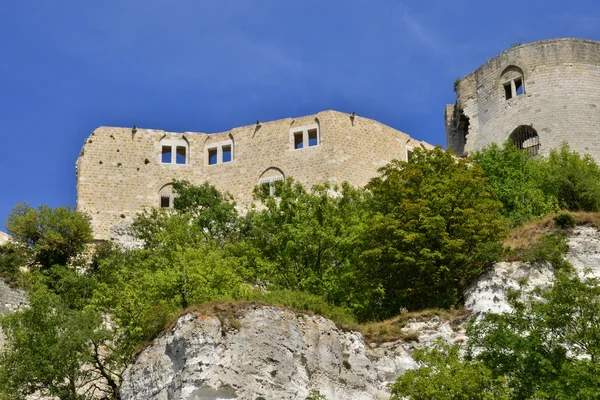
500 65 525 101
158 183 175 208
258 167 285 197
510 125 540 156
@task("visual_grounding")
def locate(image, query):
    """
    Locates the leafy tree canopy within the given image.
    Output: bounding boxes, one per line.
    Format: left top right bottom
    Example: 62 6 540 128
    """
360 147 506 316
5 203 93 270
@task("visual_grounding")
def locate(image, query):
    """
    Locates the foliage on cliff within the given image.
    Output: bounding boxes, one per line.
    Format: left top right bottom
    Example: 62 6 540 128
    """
474 142 600 225
392 271 600 399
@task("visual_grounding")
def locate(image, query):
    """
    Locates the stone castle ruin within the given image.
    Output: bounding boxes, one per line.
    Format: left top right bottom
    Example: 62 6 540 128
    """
446 38 600 159
77 110 433 240
77 38 600 240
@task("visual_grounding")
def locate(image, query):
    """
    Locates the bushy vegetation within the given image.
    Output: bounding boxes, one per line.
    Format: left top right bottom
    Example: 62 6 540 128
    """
2 143 600 399
392 271 600 399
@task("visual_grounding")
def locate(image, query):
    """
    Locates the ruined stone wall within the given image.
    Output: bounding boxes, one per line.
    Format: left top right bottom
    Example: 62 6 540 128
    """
77 110 432 240
446 38 600 158
0 280 28 348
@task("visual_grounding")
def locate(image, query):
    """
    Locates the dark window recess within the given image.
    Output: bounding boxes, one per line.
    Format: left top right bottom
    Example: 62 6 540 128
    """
160 196 170 208
162 146 172 163
308 129 318 147
407 149 414 162
504 83 512 100
176 146 186 164
515 78 523 96
222 145 232 163
208 148 218 165
294 132 303 149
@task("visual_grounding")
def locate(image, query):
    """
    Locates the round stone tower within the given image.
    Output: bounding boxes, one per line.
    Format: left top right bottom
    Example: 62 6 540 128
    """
446 38 600 159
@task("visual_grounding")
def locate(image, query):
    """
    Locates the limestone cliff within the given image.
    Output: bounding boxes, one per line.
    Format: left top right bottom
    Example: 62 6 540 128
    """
116 227 600 400
121 305 465 400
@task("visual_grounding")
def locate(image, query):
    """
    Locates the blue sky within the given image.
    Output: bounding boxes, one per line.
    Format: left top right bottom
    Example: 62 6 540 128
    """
1 0 600 228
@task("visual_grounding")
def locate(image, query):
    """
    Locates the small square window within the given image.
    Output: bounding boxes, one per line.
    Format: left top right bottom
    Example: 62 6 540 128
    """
515 78 523 96
160 195 170 208
222 145 232 163
308 129 318 147
176 146 186 164
504 83 512 100
208 148 218 165
294 132 304 149
162 146 172 163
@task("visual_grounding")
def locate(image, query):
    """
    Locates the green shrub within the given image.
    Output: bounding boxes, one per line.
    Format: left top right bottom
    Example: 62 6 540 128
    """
554 213 575 229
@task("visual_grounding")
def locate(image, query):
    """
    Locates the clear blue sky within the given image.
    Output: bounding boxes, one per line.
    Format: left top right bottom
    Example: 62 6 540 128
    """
1 0 600 229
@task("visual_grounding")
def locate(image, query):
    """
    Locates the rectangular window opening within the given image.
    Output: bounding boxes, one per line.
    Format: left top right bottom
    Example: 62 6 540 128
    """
161 146 172 163
160 196 170 208
308 129 318 147
176 146 186 164
222 145 232 163
515 78 523 96
294 132 304 149
407 149 414 162
208 148 218 165
504 83 512 100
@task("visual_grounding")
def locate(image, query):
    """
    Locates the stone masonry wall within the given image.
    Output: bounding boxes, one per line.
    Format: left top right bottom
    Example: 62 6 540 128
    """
77 110 432 240
0 280 28 348
446 38 600 159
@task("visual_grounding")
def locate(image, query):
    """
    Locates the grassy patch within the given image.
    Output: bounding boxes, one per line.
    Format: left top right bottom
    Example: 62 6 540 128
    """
342 307 469 344
502 211 600 267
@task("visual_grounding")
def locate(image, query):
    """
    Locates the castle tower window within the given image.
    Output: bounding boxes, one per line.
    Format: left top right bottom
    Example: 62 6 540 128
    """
291 123 320 150
510 125 540 156
176 146 187 164
161 146 172 163
500 65 525 101
294 132 304 149
160 195 171 208
208 148 218 165
222 145 232 163
406 147 414 162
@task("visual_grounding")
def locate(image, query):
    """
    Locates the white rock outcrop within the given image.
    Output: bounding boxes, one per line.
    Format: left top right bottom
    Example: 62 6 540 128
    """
121 306 466 400
121 226 600 400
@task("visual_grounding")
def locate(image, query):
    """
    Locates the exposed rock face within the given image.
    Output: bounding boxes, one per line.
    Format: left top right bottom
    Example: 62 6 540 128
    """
121 226 600 400
121 307 465 400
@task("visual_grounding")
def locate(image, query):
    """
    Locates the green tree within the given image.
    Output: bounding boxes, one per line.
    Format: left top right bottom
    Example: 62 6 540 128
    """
0 287 122 400
247 180 368 308
173 180 240 241
473 142 558 225
391 341 511 400
360 147 506 316
534 142 600 211
5 204 93 270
